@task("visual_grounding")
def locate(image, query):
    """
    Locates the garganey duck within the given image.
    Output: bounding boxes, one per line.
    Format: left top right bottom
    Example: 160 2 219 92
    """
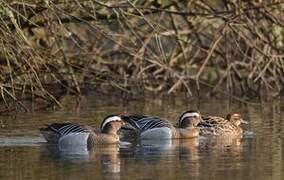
198 113 247 136
40 115 124 146
121 110 201 140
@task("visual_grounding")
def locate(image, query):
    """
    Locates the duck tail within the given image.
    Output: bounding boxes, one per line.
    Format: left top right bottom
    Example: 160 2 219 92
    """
39 128 59 143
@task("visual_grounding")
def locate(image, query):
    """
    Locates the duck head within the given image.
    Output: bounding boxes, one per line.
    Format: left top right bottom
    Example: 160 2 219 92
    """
101 115 125 134
178 110 202 129
226 113 247 127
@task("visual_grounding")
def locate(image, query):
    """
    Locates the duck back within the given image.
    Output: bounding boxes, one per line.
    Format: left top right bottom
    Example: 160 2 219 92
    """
122 115 173 132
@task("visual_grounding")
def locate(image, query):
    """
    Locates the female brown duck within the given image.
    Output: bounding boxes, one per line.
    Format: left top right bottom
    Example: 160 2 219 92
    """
198 113 247 136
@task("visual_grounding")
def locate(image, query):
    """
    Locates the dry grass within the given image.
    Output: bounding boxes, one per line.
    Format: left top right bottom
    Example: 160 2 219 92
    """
0 0 283 112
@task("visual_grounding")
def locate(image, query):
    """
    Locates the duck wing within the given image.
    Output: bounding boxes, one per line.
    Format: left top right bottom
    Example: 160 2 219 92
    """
122 115 173 132
40 123 91 144
40 123 90 136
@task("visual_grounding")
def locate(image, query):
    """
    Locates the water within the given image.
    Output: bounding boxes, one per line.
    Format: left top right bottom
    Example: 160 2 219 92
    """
0 93 283 180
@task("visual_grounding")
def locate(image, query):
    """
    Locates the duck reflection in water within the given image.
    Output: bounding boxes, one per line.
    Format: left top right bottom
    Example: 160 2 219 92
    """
129 137 199 163
199 135 243 158
40 143 123 176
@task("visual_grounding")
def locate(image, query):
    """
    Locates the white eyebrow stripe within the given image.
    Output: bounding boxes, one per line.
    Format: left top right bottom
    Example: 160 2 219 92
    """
101 116 121 130
180 112 200 121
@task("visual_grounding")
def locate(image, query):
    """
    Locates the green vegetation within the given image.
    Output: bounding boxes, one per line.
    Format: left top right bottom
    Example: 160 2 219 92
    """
0 0 283 112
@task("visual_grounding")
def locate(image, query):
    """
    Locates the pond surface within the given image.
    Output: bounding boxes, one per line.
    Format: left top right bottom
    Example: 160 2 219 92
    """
0 93 283 180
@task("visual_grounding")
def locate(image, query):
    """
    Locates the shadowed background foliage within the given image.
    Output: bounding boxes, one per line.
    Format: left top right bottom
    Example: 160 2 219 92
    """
0 0 283 112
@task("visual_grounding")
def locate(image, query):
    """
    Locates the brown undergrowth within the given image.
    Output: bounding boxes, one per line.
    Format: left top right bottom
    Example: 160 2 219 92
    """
0 0 283 113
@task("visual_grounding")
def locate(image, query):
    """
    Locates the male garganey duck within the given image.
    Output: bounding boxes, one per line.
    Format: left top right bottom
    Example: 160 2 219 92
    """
121 110 201 140
40 115 124 146
198 113 247 136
